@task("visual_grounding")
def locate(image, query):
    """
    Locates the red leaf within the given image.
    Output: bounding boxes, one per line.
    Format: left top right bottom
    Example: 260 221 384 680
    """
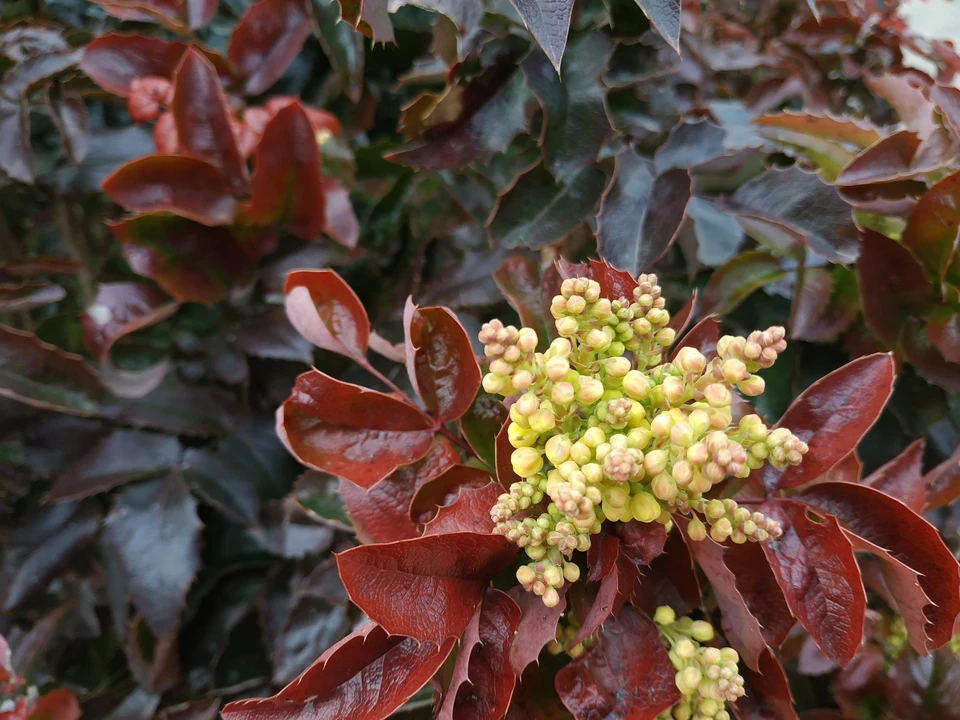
730 648 799 720
227 0 312 96
248 103 325 239
171 49 249 196
760 353 895 492
759 499 866 666
632 527 702 617
339 436 460 544
127 76 172 122
927 305 960 364
278 370 435 488
404 301 482 423
81 282 178 363
439 588 521 720
508 585 567 676
91 0 183 31
722 539 796 649
103 155 236 226
668 290 697 337
410 465 494 524
336 532 517 643
265 96 342 136
185 0 217 29
555 605 681 720
283 269 370 360
573 537 639 646
221 622 455 720
320 177 359 249
81 34 230 97
27 689 80 720
863 439 926 513
153 111 179 153
494 254 549 339
902 170 960 288
924 444 960 510
798 481 960 651
669 315 719 361
555 257 638 301
616 521 667 567
111 215 271 305
678 518 768 671
422 482 502 536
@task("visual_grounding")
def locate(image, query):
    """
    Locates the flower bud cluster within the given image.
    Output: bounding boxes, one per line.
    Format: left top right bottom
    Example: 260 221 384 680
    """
482 273 808 605
547 613 595 660
654 607 744 720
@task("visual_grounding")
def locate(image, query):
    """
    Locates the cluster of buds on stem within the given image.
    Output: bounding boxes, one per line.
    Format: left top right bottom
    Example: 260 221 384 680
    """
654 606 744 720
547 613 595 659
482 273 808 606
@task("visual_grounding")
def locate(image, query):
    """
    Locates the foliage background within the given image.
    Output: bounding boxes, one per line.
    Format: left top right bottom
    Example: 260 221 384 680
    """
2 0 960 718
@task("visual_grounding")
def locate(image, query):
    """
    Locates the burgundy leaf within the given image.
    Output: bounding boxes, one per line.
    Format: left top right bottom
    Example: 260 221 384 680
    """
632 527 702 617
493 254 549 340
555 605 681 720
678 518 768 671
902 170 960 288
759 499 866 666
508 0 573 73
320 177 360 249
508 585 567 675
760 353 895 492
227 0 313 96
573 537 639 645
722 539 796 649
924 444 960 510
668 291 697 337
438 588 521 720
102 474 201 637
0 282 65 312
700 251 785 316
340 437 460 544
410 465 494 524
863 439 925 513
336 532 517 643
928 306 960 364
422 482 502 536
404 300 481 423
730 647 799 720
27 689 81 720
91 0 183 31
185 0 217 28
81 282 178 363
278 370 435 488
555 257 638 301
171 48 249 195
616 520 667 567
248 103 326 239
669 316 720 361
798 481 960 651
103 155 236 226
284 269 370 360
221 622 455 720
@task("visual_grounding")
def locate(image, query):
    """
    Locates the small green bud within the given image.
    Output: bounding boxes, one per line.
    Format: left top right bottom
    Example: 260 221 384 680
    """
675 638 696 659
690 620 715 642
654 605 676 626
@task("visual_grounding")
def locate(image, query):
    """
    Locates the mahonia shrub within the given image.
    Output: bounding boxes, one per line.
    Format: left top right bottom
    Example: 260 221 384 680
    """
484 273 806 607
220 259 960 720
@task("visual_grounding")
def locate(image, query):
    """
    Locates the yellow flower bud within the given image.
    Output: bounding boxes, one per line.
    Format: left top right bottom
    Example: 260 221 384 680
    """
651 473 677 501
630 491 661 523
676 667 702 695
482 373 507 394
512 447 543 478
670 421 695 447
546 356 570 381
643 449 668 476
529 408 556 434
563 561 581 583
674 347 707 375
517 327 538 353
623 370 650 400
508 422 540 448
581 463 603 484
605 356 631 378
687 516 707 541
577 378 604 405
545 435 572 465
551 381 575 405
549 337 572 357
543 564 563 588
661 376 686 405
688 409 711 436
515 392 540 416
583 426 606 449
704 383 731 408
650 413 674 440
654 605 677 626
586 328 612 352
655 327 676 346
512 370 534 390
691 620 715 642
516 565 536 585
542 587 560 607
570 442 592 465
556 317 579 336
738 375 766 396
675 638 696 659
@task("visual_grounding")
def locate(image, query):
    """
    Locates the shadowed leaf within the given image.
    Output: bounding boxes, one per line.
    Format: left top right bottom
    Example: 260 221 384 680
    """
228 0 313 96
863 439 926 513
700 251 784 316
731 648 799 720
901 170 960 288
508 585 567 675
633 0 681 52
284 269 370 360
509 0 574 73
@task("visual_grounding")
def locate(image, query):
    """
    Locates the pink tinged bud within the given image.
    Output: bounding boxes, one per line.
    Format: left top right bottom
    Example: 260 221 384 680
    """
512 447 543 478
546 356 570 380
551 382 575 405
529 409 556 433
688 516 707 541
570 442 592 465
650 413 675 439
584 280 601 303
622 370 650 400
483 373 506 394
577 379 604 405
643 449 668 476
687 442 709 465
556 317 579 336
661 376 686 405
721 359 749 383
652 473 677 501
517 327 539 353
655 327 676 346
543 564 563 588
593 298 612 318
670 422 695 447
716 335 734 357
604 356 632 379
586 328 612 351
542 587 560 607
489 359 512 376
559 280 576 299
503 345 522 363
516 565 536 586
704 383 732 408
545 435 572 465
566 296 587 315
672 461 694 486
583 426 606 449
512 370 534 391
738 375 765 396
515 392 540 416
674 347 707 375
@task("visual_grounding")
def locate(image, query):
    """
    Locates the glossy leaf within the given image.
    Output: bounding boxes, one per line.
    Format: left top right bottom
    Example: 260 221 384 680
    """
319 177 360 249
753 112 881 149
411 465 495 525
438 588 521 720
111 215 272 305
509 0 574 73
633 0 681 52
0 326 103 416
339 437 459 543
924 444 960 510
46 429 180 503
171 49 249 196
721 540 795 649
700 250 784 316
522 31 613 178
284 269 370 360
616 520 667 567
489 163 606 249
862 439 926 513
669 315 719 361
494 253 549 342
572 536 639 645
555 605 680 720
791 266 860 342
724 165 859 263
336 532 516 642
81 282 178 362
404 301 481 422
799 481 960 651
221 622 455 720
555 257 639 301
760 353 895 492
102 474 201 636
902 170 960 287
759 499 866 666
597 147 691 275
103 155 237 226
508 585 567 675
732 648 799 720
228 0 313 96
248 103 326 239
459 391 507 468
278 370 435 488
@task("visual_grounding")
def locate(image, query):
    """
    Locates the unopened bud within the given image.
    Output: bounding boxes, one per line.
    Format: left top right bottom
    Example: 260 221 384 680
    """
577 379 604 405
517 566 536 586
675 638 696 659
570 442 592 465
517 327 538 353
677 667 702 695
512 370 534 390
515 392 539 416
654 605 676 626
643 449 668 476
546 356 570 381
738 374 765 396
483 373 507 394
651 473 677 501
655 327 676 346
586 328 612 351
704 383 732 408
529 408 556 433
552 382 575 405
512 447 543 477
662 376 685 405
605 356 632 378
543 564 563 588
675 347 707 375
583 427 606 449
670 422 695 447
690 620 715 642
630 491 661 523
542 587 560 607
509 423 540 448
556 317 579 336
564 562 581 583
545 435 572 465
688 516 707 541
623 370 650 400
